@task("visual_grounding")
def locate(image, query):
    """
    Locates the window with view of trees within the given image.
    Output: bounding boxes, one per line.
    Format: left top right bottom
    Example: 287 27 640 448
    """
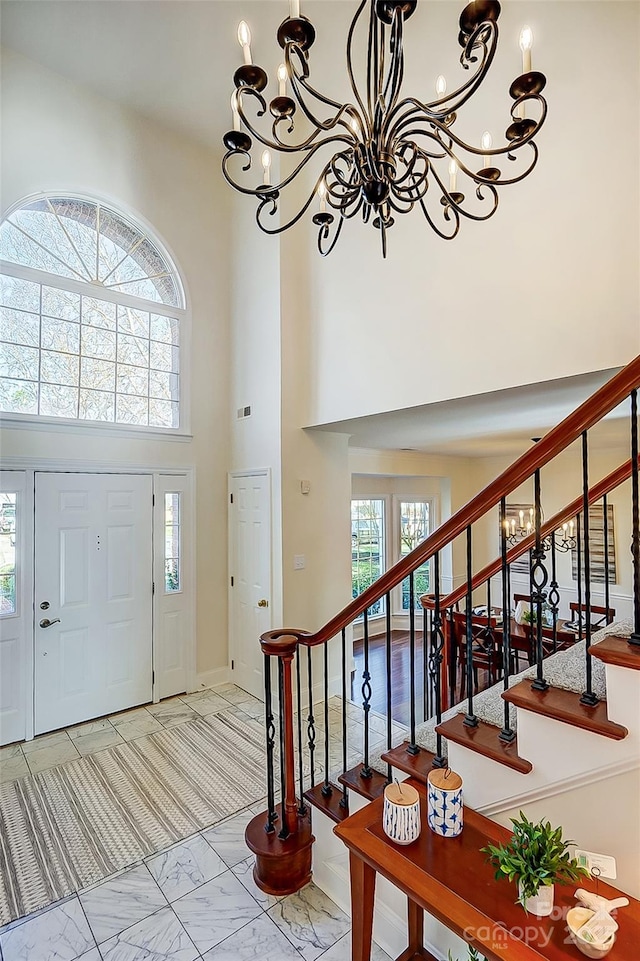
351 495 432 614
0 196 184 429
351 496 433 617
351 499 385 616
400 501 430 609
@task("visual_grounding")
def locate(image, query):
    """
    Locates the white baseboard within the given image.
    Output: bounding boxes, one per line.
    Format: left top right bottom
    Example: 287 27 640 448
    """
192 667 230 692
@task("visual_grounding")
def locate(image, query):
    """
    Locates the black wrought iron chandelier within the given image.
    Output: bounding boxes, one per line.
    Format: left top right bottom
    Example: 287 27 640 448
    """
221 0 547 257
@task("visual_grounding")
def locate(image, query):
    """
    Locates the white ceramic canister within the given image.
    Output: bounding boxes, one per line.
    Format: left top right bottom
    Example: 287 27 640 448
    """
382 781 421 845
427 767 463 837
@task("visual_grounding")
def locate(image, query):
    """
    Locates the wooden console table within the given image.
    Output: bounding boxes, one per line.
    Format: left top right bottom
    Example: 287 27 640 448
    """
334 779 640 961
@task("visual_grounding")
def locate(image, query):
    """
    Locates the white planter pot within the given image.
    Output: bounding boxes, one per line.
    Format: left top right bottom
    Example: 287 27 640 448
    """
519 880 555 917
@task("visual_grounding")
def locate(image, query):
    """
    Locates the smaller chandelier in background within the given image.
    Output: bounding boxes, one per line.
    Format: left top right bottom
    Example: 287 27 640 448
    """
221 1 548 256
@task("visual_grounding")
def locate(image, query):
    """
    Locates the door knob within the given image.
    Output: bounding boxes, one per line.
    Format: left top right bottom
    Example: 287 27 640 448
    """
257 599 269 608
39 618 61 628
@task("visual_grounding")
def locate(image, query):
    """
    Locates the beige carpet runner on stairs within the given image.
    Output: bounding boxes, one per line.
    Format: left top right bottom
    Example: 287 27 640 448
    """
0 713 266 926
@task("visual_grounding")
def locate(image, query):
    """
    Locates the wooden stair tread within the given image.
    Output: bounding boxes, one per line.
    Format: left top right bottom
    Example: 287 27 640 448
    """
338 763 388 801
380 742 437 783
303 782 350 823
435 714 532 773
590 634 640 670
503 680 628 740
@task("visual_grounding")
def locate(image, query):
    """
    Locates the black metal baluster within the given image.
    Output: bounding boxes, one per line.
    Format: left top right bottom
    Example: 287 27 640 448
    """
499 498 515 742
431 551 447 765
264 653 277 832
576 511 583 648
307 647 316 786
603 495 611 622
277 657 289 838
295 648 306 815
630 389 640 645
447 608 457 709
423 604 429 722
386 592 392 782
408 572 419 753
547 532 561 654
581 431 598 706
361 608 372 779
531 467 549 691
340 628 348 809
321 641 332 797
463 525 478 727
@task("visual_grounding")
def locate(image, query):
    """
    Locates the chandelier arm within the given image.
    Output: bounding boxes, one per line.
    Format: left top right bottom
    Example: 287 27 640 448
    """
382 11 406 118
366 0 378 122
255 185 319 236
418 195 460 240
284 45 344 115
222 138 350 200
345 0 371 131
382 22 498 137
318 215 345 257
237 100 357 155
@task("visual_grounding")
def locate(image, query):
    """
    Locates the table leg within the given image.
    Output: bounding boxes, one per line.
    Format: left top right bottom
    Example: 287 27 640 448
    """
349 851 376 961
407 897 424 955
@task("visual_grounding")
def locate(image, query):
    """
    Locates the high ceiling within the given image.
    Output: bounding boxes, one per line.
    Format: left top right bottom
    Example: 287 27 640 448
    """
1 1 634 457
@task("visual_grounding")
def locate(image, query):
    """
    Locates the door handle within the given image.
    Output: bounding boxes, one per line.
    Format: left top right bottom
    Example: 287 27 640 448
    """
257 599 269 608
40 618 61 628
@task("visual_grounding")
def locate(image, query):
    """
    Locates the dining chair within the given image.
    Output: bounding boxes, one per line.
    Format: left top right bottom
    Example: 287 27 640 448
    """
568 602 616 628
451 611 503 699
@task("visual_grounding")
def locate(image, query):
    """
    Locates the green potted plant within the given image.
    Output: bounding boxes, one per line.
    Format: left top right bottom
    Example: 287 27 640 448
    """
482 811 589 916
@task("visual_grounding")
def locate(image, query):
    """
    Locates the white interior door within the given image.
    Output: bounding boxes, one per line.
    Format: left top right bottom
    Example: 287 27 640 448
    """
0 471 29 746
229 471 271 699
34 472 153 734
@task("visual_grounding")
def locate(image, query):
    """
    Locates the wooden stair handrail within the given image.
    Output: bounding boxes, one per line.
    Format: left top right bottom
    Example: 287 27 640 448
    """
262 355 640 650
435 455 639 612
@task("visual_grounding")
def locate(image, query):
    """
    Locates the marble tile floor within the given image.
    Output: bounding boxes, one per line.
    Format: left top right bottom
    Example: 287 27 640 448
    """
0 804 392 961
0 685 266 784
0 683 399 960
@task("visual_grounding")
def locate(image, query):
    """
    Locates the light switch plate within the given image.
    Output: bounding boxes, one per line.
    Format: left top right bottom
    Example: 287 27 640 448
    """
294 554 305 570
575 850 617 880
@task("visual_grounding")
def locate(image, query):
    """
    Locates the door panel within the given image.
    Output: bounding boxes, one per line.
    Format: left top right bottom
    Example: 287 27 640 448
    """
229 472 271 699
35 472 153 734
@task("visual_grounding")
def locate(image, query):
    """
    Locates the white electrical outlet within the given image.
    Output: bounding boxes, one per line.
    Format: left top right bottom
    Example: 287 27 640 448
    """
575 850 617 880
294 554 305 570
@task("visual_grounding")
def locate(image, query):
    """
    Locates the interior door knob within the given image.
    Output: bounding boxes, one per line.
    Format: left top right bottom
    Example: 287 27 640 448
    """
39 618 61 628
258 599 269 608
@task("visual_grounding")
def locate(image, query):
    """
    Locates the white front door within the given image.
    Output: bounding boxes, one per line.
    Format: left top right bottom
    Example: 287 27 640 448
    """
229 471 271 699
34 472 153 734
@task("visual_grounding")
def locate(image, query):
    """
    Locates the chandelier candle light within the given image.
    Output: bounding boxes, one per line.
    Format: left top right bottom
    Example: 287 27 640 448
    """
222 1 547 256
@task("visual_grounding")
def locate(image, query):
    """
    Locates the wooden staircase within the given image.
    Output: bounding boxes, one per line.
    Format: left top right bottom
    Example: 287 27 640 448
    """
245 355 640 926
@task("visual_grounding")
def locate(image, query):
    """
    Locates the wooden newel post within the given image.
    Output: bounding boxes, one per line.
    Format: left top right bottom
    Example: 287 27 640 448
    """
279 646 299 837
245 630 314 897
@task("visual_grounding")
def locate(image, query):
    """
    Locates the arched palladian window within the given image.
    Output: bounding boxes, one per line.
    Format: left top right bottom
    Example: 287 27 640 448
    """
0 196 185 430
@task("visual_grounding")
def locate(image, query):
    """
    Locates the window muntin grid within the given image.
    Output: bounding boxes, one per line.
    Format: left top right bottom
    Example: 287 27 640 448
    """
0 194 185 430
0 197 183 307
399 501 430 610
164 492 182 593
0 278 180 428
351 499 385 617
0 493 17 617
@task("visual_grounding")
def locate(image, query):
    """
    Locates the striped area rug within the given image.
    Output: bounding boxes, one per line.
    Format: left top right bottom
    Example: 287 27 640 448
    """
0 712 266 925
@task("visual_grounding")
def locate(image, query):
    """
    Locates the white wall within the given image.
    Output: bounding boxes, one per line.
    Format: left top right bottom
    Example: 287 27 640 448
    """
0 48 231 678
286 1 640 426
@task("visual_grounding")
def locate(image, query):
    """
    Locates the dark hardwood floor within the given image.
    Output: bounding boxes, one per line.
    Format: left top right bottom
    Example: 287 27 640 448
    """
350 630 496 728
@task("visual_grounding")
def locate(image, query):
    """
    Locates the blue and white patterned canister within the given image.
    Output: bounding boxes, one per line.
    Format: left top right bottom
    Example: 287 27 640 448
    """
427 768 463 837
382 782 421 845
